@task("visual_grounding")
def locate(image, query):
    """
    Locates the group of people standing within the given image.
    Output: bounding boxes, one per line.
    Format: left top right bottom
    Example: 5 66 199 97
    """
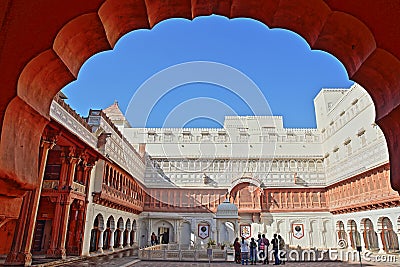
233 234 285 265
150 232 170 245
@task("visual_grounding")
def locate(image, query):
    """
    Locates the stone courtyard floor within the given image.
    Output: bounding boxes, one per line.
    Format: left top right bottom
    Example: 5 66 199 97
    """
2 249 397 266
131 260 398 267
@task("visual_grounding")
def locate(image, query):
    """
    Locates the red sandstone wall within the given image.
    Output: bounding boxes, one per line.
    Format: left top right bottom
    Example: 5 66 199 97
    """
0 220 17 255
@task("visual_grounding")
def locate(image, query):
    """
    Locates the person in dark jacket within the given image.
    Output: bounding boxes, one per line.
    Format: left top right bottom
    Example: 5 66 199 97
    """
249 237 257 265
278 235 285 265
271 234 279 265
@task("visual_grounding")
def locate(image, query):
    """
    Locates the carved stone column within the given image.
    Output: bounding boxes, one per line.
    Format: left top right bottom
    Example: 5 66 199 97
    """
47 194 72 259
109 230 115 251
47 197 63 258
126 230 131 247
376 230 385 254
5 135 56 266
57 195 73 258
66 200 85 256
119 228 124 248
98 230 104 253
359 230 367 251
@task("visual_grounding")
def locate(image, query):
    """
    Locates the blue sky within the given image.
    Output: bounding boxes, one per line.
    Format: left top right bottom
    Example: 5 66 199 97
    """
62 15 353 128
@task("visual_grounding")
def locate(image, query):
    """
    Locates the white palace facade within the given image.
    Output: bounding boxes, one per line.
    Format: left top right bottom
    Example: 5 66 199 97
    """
119 83 399 252
14 83 399 261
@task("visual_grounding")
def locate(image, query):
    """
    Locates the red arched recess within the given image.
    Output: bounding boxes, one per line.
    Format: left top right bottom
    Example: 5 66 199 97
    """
1 0 400 197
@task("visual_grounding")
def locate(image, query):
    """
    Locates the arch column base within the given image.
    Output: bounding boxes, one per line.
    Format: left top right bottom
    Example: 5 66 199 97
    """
5 251 32 266
46 248 66 259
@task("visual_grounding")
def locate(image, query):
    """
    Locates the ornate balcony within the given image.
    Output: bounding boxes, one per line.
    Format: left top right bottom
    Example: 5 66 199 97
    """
92 184 144 214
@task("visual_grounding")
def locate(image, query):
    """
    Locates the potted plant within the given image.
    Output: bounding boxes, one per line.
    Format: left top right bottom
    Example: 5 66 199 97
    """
207 238 216 248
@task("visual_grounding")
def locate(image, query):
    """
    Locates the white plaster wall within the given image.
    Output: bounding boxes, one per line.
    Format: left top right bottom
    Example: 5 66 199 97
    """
138 212 216 247
315 84 389 185
260 212 335 249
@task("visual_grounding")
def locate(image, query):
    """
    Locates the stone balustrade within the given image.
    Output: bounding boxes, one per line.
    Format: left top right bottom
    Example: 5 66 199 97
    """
138 244 230 261
42 180 60 190
72 181 86 194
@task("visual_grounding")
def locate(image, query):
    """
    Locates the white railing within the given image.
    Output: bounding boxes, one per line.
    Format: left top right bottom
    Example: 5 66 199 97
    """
42 180 59 190
72 181 86 194
138 244 232 262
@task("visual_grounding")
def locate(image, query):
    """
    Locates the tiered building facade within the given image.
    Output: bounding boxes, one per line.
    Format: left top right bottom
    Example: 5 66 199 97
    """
1 83 399 265
124 83 399 252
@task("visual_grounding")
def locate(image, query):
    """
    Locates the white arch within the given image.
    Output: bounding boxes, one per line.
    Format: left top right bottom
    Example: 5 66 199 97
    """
126 218 131 231
117 217 124 230
94 213 105 231
229 177 261 192
107 215 116 231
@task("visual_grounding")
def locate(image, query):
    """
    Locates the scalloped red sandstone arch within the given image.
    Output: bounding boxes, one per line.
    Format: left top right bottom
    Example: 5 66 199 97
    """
1 0 400 198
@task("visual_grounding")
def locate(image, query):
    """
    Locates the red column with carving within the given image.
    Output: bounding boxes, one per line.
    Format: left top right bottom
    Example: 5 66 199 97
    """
5 135 56 266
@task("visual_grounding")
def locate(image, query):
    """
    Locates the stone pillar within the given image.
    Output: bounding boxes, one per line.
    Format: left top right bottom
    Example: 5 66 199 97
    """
126 230 131 247
75 205 86 254
376 231 385 253
305 223 312 248
346 230 352 249
66 201 85 255
47 198 63 258
216 224 220 244
66 207 78 254
5 137 56 266
98 230 104 253
5 192 34 266
359 231 367 251
47 195 72 259
319 226 325 248
119 229 124 248
109 230 115 251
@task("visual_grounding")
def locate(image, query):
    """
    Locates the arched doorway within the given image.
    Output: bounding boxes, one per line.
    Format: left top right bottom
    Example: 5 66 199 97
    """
104 216 115 250
347 220 361 249
114 217 124 249
124 219 131 247
219 221 235 244
361 218 378 251
89 214 104 253
336 221 347 248
379 217 399 252
154 220 174 244
230 180 262 211
131 220 137 246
